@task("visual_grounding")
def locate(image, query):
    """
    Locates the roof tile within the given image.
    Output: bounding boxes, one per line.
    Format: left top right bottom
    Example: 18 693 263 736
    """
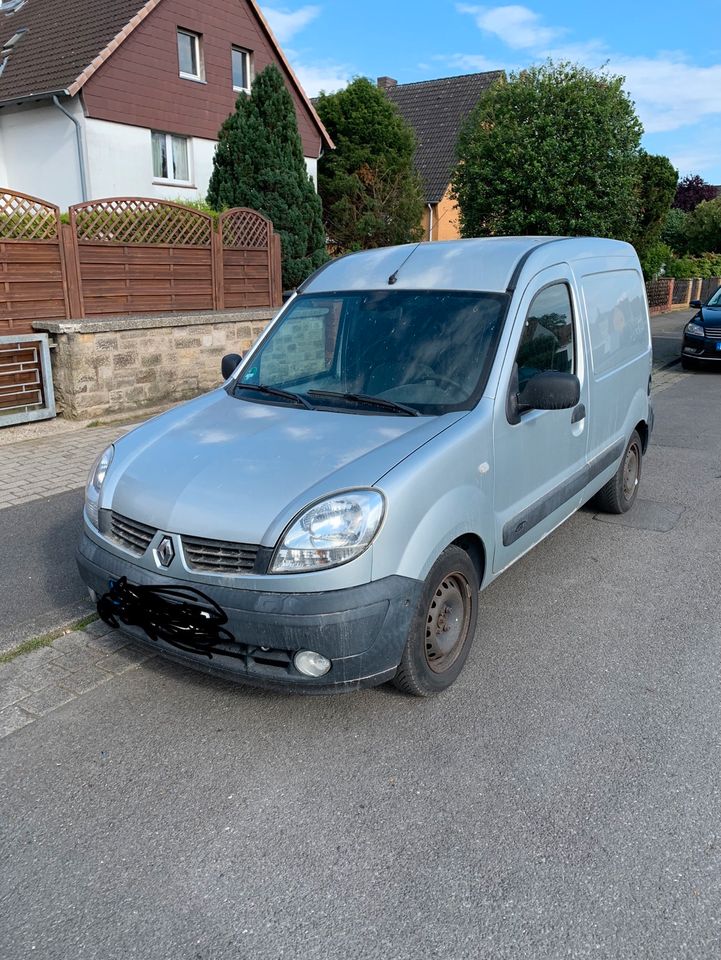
0 0 150 104
385 71 503 203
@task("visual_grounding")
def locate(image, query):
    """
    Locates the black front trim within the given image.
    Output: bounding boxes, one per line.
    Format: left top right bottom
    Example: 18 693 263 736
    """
502 438 626 547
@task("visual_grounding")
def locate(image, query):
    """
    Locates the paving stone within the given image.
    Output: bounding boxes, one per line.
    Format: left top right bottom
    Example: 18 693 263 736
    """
82 631 133 655
53 649 105 672
96 645 156 675
57 665 115 695
13 644 65 666
0 673 34 708
18 683 77 718
0 705 35 739
82 619 115 638
13 661 69 693
51 632 96 655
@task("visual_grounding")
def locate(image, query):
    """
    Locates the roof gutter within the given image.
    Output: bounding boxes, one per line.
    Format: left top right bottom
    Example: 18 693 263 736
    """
52 94 88 202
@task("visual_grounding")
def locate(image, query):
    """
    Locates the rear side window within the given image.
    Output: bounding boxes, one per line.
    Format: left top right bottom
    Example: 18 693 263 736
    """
516 283 574 392
581 271 648 377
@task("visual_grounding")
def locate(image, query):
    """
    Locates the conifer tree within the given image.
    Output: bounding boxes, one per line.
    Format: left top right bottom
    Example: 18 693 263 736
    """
207 64 326 288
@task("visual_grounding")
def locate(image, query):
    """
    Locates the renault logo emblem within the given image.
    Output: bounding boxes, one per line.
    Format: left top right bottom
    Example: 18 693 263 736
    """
156 536 175 568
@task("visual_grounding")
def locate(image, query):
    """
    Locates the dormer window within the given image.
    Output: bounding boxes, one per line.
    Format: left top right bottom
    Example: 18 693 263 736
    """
177 28 204 82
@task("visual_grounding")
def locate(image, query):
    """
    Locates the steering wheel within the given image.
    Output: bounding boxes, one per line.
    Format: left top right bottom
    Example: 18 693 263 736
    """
413 373 464 393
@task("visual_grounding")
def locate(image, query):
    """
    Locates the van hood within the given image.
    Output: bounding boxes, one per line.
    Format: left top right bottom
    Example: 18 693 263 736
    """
106 389 464 545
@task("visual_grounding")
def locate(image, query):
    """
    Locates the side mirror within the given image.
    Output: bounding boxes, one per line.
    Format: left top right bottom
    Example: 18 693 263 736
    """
221 353 243 380
689 299 702 309
519 371 580 411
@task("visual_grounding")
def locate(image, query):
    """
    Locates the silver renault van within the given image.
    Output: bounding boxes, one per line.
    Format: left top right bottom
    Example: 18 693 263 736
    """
77 237 653 696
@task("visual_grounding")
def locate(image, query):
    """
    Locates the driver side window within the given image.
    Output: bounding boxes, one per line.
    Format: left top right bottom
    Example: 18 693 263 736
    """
516 283 575 392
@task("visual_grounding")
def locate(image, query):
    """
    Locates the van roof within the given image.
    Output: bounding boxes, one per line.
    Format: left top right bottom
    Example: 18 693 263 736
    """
301 236 638 296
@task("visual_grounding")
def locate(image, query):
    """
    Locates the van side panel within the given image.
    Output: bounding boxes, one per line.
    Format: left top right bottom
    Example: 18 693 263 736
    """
577 265 652 475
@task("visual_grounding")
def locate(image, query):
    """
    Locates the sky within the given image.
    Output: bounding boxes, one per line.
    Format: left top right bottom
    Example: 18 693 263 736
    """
260 0 721 183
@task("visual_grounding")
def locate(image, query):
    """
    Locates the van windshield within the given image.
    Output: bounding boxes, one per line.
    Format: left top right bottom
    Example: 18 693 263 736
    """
233 289 508 416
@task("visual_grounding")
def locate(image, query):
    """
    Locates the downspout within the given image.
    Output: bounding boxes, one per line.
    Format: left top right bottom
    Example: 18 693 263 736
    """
427 202 434 242
52 95 88 202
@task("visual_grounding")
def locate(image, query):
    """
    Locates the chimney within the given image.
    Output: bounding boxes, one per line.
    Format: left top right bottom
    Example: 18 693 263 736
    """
377 76 398 92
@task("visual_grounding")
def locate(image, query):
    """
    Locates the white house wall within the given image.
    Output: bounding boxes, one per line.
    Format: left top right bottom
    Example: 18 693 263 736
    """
0 100 85 209
84 118 217 203
0 105 320 209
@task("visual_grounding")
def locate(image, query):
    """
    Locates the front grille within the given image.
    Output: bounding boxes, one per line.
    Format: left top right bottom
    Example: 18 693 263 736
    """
109 511 157 556
704 326 721 338
181 534 259 574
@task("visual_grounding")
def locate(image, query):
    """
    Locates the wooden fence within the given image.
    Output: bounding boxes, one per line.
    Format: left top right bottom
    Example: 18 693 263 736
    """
0 189 282 335
0 188 282 424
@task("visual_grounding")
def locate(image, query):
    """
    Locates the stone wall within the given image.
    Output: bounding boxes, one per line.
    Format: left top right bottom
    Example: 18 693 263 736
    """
33 308 275 420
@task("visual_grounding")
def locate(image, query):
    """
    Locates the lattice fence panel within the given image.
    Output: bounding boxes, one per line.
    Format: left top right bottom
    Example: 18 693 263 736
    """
700 277 721 303
0 189 59 241
221 209 271 249
71 198 212 246
671 279 691 305
645 278 672 314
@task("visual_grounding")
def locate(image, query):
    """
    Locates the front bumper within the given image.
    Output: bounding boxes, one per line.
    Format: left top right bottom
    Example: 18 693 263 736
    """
682 334 721 361
77 532 422 694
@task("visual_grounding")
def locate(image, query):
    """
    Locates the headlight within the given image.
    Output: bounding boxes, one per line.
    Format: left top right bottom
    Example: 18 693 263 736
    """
686 322 705 338
85 445 114 528
270 490 384 573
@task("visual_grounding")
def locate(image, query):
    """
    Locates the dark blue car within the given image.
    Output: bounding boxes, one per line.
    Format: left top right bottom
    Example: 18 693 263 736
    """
682 287 721 368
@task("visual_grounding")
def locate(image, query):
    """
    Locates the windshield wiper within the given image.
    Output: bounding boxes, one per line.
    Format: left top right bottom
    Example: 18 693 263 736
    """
235 382 314 409
307 390 420 417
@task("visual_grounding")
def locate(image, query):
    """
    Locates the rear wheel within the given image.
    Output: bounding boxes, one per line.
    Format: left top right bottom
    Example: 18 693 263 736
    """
393 545 479 697
594 430 642 514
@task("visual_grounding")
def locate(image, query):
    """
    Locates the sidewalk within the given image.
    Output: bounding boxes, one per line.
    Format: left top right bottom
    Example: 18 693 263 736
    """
0 422 135 510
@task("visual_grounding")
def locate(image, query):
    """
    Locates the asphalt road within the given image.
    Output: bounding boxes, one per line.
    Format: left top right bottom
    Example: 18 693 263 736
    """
2 358 721 957
0 489 92 654
651 307 693 368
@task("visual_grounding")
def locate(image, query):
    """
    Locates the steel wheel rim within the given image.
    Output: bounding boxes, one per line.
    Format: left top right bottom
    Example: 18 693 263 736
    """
623 442 640 501
424 572 472 674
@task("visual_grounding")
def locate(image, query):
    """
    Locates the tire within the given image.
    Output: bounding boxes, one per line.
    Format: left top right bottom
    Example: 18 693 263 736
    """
594 430 643 515
681 356 699 370
393 545 479 697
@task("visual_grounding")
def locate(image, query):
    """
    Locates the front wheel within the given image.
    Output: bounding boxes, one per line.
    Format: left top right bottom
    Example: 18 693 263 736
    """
393 545 479 697
594 430 643 514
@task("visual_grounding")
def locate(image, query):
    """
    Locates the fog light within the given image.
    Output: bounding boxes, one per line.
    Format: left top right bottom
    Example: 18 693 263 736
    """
294 650 331 678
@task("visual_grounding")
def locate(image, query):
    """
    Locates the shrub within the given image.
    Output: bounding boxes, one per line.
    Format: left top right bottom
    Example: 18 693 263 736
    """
660 207 688 253
684 198 721 255
639 241 674 280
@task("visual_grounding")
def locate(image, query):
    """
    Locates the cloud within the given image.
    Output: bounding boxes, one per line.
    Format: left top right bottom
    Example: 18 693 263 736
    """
452 4 721 136
293 60 352 96
435 52 509 73
456 3 564 49
261 4 321 44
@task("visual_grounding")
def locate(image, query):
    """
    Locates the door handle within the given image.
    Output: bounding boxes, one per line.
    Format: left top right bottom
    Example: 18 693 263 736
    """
571 403 586 424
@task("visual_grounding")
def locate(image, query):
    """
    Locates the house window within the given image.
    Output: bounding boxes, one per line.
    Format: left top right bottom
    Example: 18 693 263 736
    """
152 131 191 184
177 29 203 81
232 47 251 92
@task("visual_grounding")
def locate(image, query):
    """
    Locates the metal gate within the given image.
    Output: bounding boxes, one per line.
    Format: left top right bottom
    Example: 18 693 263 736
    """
0 333 56 426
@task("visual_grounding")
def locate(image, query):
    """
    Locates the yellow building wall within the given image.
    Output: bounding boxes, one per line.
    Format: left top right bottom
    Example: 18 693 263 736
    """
420 184 462 241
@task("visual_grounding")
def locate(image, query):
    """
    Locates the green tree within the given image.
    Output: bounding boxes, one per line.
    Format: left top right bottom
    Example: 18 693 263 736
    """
315 77 424 254
207 64 326 289
683 198 721 254
632 151 678 260
660 207 688 253
452 62 643 241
